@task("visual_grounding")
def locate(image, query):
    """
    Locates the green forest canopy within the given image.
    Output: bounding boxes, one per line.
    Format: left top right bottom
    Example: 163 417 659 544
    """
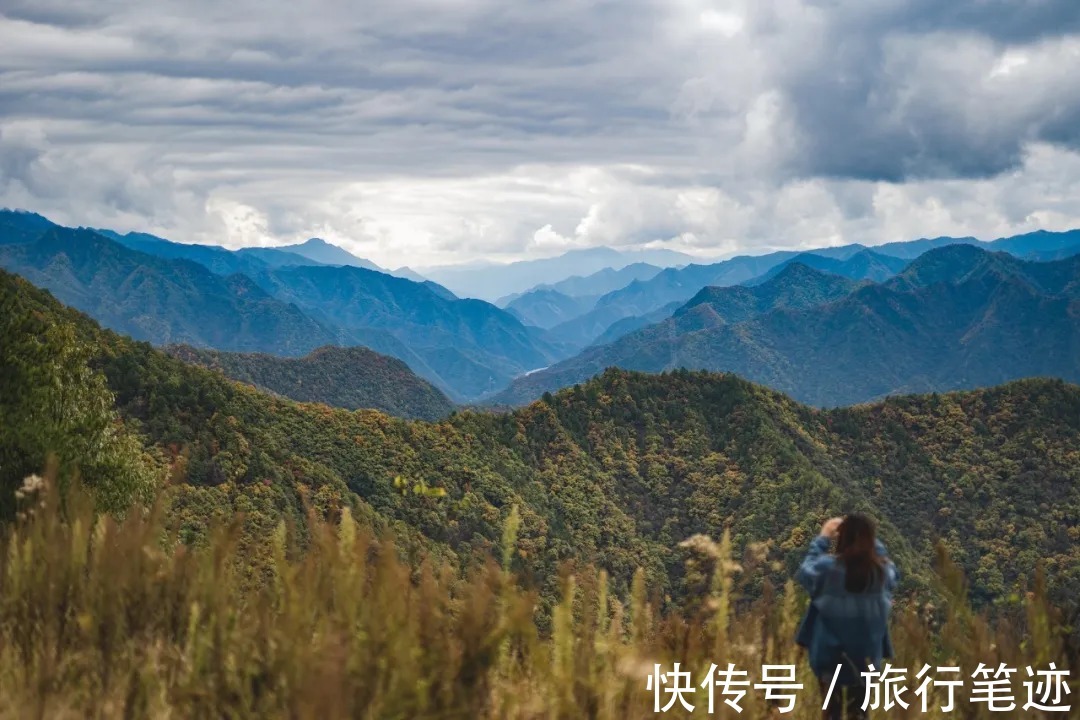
2 267 1079 612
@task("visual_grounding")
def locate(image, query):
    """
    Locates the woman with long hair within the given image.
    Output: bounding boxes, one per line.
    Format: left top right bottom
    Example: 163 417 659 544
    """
795 513 898 720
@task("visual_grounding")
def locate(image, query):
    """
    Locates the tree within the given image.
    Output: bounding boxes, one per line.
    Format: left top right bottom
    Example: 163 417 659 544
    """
0 285 160 517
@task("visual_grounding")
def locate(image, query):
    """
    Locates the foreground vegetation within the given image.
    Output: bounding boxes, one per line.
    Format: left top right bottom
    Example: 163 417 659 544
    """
1 473 1074 719
3 266 1080 716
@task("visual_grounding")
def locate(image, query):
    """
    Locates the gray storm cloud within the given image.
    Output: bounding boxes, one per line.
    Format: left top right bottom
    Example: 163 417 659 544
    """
1 0 1079 264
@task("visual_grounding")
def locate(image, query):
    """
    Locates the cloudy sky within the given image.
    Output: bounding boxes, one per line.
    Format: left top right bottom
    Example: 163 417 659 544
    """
1 0 1079 267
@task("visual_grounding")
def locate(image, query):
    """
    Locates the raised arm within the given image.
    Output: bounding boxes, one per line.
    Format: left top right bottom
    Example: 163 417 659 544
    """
795 534 834 597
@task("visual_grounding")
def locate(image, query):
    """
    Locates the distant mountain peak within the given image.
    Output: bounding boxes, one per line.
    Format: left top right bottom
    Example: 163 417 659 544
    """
278 237 382 271
0 209 58 246
919 242 992 260
296 237 335 249
892 243 1002 287
3 208 53 222
768 259 831 282
390 266 430 283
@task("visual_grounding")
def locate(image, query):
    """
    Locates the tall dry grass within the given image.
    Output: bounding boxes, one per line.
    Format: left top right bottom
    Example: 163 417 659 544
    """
0 471 1074 719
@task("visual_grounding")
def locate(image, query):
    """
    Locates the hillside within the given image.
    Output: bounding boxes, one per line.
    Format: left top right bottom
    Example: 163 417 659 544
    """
0 227 344 355
5 266 1080 610
254 263 568 399
582 255 797 324
749 249 909 285
886 242 1080 295
504 288 596 328
544 302 646 348
494 262 869 404
0 209 55 245
91 227 319 277
0 223 562 402
677 262 867 321
495 247 1080 407
588 300 684 346
543 250 847 348
568 229 1080 349
541 262 663 299
168 344 456 421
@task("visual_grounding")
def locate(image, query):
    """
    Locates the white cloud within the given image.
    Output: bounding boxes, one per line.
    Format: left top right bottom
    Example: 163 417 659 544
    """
206 198 274 248
0 0 1079 266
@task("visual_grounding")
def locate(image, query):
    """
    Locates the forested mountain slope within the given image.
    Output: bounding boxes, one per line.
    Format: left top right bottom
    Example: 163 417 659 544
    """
95 228 297 277
564 229 1080 348
0 225 563 402
168 344 457 421
254 263 567 399
4 266 1080 609
0 209 55 245
504 288 596 328
0 228 342 355
496 247 1080 407
750 250 909 285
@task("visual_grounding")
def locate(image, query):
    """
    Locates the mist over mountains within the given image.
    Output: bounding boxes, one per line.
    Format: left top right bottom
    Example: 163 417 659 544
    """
418 246 697 301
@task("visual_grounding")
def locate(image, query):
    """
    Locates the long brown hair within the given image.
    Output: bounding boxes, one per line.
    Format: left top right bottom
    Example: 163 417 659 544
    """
835 513 885 593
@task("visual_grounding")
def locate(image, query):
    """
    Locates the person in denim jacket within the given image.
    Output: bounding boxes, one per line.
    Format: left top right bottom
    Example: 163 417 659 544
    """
796 514 899 720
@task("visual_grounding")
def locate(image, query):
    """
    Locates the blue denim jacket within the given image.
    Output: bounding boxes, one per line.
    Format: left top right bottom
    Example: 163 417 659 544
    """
795 535 898 683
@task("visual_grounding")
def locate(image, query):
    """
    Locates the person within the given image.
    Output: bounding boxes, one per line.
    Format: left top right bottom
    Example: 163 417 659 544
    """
795 513 898 720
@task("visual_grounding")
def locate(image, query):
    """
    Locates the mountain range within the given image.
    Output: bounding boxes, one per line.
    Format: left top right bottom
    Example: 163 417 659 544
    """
5 207 1080 413
497 262 664 306
252 262 566 398
0 210 59 246
747 249 910 285
498 263 666 331
503 288 597 329
6 263 1080 609
531 249 891 350
0 228 343 356
0 213 560 401
491 246 1080 407
867 228 1080 260
419 246 696 301
97 228 324 274
544 230 1080 350
271 237 433 284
